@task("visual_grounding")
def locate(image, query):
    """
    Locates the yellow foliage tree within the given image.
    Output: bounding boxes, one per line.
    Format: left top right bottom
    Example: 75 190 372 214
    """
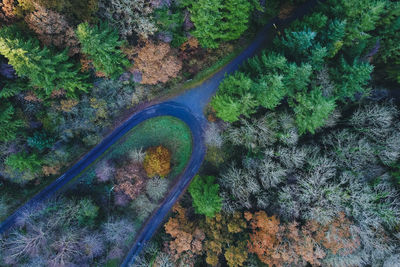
143 145 171 177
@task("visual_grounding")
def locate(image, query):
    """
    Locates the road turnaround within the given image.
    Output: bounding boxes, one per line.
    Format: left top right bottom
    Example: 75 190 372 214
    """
0 102 205 236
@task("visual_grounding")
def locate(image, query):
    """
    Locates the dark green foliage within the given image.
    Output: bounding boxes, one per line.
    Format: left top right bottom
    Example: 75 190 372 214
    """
331 58 373 100
290 12 328 32
253 74 286 109
374 1 400 84
391 163 400 185
0 79 29 99
5 152 41 173
189 175 222 217
279 28 317 59
76 22 130 78
155 5 186 47
27 131 55 151
75 198 99 226
320 0 386 45
212 49 335 134
0 25 90 98
0 103 25 142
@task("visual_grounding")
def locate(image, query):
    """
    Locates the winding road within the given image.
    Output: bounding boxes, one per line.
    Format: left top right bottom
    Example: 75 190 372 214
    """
0 0 323 265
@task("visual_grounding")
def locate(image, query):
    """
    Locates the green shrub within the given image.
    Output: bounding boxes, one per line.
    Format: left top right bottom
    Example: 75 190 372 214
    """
189 175 222 217
75 198 99 227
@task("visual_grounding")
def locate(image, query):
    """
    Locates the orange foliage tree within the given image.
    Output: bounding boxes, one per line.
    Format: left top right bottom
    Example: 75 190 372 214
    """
164 204 205 265
245 211 360 267
0 0 16 24
143 145 171 177
25 4 80 56
132 41 182 85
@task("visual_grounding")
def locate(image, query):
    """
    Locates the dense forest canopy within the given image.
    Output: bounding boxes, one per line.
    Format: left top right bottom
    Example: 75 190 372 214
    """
0 0 400 266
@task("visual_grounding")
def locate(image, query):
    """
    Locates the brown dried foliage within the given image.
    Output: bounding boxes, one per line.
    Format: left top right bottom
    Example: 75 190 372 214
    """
25 4 80 56
164 204 205 264
114 161 147 201
0 0 17 24
246 211 360 267
42 165 61 176
133 41 182 85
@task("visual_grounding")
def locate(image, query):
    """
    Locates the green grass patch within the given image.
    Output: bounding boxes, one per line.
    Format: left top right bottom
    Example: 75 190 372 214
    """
106 116 192 178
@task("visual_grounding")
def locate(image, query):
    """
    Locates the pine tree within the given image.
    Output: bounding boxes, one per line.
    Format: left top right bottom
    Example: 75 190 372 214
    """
253 74 287 109
221 0 252 41
0 25 90 98
0 103 24 142
290 88 336 134
76 22 130 78
331 57 373 100
186 0 256 48
188 0 223 48
279 28 317 60
5 152 41 173
211 94 242 123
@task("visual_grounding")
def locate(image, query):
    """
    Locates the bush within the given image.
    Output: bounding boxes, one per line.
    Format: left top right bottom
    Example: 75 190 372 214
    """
75 198 99 227
130 194 157 220
102 218 136 247
27 131 55 151
146 176 168 202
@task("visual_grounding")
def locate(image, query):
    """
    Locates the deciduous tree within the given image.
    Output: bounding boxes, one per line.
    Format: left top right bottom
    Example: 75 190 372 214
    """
143 145 171 177
25 4 80 56
133 41 182 84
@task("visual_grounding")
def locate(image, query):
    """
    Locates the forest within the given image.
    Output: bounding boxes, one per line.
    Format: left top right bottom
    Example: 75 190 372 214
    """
0 0 400 266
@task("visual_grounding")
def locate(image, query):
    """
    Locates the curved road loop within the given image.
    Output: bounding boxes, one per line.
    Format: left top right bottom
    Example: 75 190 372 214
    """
0 1 323 266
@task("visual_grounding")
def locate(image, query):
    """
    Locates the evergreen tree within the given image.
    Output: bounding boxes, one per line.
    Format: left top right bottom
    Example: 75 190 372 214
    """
185 0 257 48
0 103 24 142
189 175 222 217
27 131 55 151
211 94 242 123
186 0 223 48
322 19 346 57
0 79 29 99
0 25 90 97
221 0 252 41
5 152 41 173
331 58 373 100
253 74 287 109
279 28 317 60
76 22 130 78
211 72 256 122
290 88 336 134
374 1 400 84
